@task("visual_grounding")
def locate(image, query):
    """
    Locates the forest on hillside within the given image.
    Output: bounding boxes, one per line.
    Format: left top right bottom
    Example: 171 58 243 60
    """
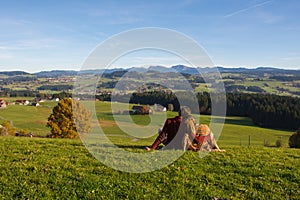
96 91 300 130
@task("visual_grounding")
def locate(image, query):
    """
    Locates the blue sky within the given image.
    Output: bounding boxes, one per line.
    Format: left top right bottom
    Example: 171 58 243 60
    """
0 0 299 72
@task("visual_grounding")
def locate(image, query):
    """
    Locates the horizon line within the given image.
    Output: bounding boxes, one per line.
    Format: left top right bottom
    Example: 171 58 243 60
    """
0 65 300 74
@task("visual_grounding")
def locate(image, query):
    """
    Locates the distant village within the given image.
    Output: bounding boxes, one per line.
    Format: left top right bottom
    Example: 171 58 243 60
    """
0 98 61 109
0 97 170 115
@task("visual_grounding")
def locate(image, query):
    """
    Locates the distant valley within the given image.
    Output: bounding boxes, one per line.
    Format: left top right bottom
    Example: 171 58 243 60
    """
1 65 300 97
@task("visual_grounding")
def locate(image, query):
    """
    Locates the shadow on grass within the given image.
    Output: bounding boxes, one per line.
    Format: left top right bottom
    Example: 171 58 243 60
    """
223 118 255 126
115 144 146 149
115 144 185 152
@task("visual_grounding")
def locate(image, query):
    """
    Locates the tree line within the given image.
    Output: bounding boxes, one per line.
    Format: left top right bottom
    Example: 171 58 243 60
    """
96 91 300 130
226 93 300 129
0 89 72 99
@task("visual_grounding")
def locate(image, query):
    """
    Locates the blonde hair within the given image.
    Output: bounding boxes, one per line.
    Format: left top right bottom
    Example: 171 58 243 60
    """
179 106 191 118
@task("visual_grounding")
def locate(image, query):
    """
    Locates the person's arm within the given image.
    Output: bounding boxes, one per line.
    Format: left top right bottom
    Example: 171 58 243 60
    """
150 131 167 150
148 119 170 150
187 118 196 139
210 133 225 152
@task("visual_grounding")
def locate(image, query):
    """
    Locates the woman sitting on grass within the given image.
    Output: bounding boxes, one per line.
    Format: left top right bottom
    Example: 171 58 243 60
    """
185 124 225 152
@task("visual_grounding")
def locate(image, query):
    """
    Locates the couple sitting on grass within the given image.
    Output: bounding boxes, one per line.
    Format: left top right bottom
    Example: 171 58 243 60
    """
145 106 225 152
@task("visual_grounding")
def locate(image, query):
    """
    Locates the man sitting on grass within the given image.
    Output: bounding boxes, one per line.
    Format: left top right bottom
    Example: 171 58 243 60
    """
145 106 196 150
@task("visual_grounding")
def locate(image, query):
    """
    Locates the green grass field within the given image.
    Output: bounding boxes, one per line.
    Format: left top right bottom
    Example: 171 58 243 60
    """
0 100 299 199
0 101 57 135
0 101 293 147
0 137 299 199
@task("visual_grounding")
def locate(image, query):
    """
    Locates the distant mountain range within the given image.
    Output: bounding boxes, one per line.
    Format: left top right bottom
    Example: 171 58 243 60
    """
1 65 300 77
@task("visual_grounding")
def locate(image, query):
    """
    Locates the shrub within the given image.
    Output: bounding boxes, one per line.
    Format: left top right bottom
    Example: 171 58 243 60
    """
17 129 29 135
1 121 16 136
0 126 8 136
263 139 270 147
276 139 283 147
289 130 300 148
16 129 32 137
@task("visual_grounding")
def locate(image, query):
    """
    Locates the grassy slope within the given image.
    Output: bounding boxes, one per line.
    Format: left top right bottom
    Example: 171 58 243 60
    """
0 101 299 199
0 137 299 199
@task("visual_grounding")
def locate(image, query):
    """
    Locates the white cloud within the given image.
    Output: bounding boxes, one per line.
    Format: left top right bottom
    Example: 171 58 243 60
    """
261 13 283 24
110 52 191 68
0 53 13 59
0 18 33 26
224 0 273 18
1 38 64 50
280 56 300 61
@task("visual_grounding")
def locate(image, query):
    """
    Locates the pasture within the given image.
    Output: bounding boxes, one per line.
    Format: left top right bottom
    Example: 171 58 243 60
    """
0 100 294 147
0 100 299 199
0 137 299 199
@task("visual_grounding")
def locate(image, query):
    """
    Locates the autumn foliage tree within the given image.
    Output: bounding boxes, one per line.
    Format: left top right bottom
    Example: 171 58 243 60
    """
47 98 91 138
0 121 16 136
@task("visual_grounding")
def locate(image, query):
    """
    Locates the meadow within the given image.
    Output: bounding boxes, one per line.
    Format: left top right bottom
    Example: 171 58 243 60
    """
0 100 294 146
0 100 299 199
1 138 299 199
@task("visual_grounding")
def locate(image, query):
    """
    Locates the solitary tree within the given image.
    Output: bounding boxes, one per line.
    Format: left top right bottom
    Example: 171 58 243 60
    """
47 98 91 138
